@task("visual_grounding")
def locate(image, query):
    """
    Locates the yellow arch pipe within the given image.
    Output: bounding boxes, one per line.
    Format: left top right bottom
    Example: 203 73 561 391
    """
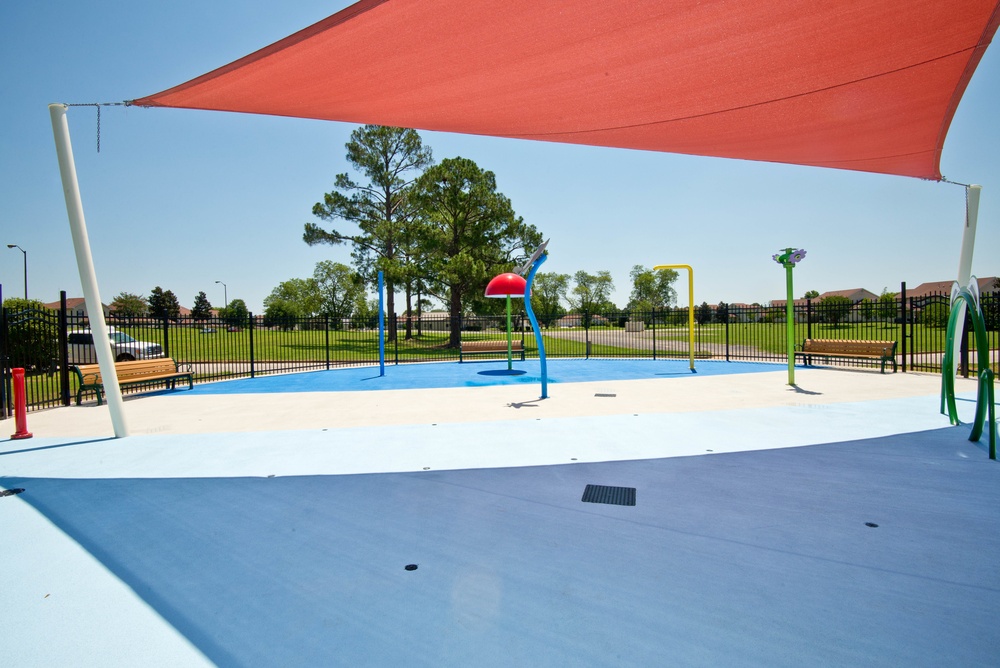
653 264 695 370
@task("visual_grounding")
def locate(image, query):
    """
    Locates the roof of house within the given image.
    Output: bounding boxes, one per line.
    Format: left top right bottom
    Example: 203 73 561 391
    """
908 277 999 297
817 288 878 300
772 288 878 307
42 297 108 311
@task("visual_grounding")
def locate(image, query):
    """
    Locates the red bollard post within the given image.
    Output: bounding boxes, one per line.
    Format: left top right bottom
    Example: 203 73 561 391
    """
11 368 33 440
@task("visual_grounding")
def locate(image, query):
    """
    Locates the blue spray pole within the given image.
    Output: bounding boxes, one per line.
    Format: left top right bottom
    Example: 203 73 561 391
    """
378 270 385 377
523 254 548 399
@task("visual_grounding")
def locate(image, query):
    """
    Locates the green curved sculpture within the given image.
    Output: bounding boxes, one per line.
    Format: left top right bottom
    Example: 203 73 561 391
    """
940 283 996 459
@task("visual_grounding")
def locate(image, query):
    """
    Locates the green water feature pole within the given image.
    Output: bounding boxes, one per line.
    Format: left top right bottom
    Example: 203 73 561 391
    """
505 293 513 370
774 248 807 386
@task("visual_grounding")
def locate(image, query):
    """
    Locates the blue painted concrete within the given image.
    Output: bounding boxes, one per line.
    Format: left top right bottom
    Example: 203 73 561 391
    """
189 359 782 394
7 427 999 666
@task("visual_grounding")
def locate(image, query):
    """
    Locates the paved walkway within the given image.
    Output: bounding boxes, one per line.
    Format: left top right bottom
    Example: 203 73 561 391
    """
3 362 997 666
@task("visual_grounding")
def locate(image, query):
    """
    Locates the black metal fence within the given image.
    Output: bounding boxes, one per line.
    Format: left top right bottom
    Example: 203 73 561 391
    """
2 289 997 416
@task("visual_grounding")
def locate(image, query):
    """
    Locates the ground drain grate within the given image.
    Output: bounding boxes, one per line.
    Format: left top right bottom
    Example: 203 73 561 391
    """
582 484 635 506
1 488 25 497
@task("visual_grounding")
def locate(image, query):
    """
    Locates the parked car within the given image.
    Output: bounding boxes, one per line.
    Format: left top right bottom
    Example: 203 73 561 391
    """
67 327 164 364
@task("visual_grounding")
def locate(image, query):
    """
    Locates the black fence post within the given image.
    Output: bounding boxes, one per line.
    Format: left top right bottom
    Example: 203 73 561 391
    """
59 291 70 405
725 309 730 362
900 282 907 373
651 307 657 360
161 316 170 359
394 313 399 365
960 309 970 378
249 312 256 379
325 315 331 370
806 299 812 340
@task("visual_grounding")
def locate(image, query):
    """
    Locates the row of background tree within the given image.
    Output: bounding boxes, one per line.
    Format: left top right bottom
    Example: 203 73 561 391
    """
73 261 679 333
107 287 250 326
21 265 962 336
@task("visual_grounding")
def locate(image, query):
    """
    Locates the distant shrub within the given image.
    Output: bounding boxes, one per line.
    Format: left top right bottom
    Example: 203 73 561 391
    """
2 298 58 371
920 302 949 328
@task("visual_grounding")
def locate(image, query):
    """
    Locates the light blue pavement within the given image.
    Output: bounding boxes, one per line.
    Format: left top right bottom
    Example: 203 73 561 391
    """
4 360 998 666
5 424 999 667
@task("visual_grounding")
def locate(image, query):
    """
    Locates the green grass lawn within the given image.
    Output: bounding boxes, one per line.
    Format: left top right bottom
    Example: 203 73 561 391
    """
116 321 986 363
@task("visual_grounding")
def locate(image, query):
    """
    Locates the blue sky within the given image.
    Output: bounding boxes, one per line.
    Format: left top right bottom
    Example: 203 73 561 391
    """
2 1 998 313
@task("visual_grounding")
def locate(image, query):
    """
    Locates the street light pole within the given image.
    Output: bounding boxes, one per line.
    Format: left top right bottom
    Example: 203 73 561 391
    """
6 244 27 300
215 280 228 309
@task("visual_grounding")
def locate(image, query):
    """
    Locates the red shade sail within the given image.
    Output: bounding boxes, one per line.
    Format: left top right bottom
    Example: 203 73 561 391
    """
485 273 527 298
131 0 1000 180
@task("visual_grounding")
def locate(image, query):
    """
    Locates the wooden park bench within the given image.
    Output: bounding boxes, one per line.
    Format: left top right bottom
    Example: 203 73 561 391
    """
459 339 526 362
71 358 194 405
795 339 898 374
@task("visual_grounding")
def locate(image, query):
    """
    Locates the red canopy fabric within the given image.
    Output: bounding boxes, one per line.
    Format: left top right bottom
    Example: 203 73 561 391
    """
131 0 1000 180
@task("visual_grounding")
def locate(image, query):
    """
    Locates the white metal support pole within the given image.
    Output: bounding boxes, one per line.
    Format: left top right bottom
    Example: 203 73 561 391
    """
957 185 981 287
49 103 129 437
951 185 982 373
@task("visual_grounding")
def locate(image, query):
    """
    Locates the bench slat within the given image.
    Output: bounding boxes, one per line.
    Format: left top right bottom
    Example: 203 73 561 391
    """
461 340 524 352
459 339 526 362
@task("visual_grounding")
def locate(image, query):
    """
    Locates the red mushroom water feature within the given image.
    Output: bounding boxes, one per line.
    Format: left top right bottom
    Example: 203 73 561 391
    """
485 273 528 370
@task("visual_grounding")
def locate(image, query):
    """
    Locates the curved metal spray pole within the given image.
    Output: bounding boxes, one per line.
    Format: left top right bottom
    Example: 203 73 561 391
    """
523 254 548 399
940 283 996 458
378 270 385 376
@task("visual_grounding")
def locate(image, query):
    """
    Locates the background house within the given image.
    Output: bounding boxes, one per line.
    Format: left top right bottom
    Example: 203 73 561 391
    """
771 288 878 308
908 277 999 298
42 297 110 319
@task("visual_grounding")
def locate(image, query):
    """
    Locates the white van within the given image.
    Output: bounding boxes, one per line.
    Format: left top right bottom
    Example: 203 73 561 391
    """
67 327 164 364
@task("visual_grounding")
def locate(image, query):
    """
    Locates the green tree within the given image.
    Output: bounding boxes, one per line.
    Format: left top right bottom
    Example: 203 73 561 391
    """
351 294 379 329
715 301 730 324
191 291 213 321
313 261 364 327
304 125 433 342
219 299 249 327
110 292 147 319
569 270 615 329
696 301 713 325
819 295 853 326
919 301 950 328
263 301 299 331
628 265 678 310
803 290 820 299
532 272 570 327
147 286 180 320
1 298 57 371
876 287 898 321
412 156 542 346
263 278 320 329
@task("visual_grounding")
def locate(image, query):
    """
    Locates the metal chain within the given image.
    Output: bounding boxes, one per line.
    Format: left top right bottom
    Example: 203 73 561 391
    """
941 176 971 188
66 102 124 153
